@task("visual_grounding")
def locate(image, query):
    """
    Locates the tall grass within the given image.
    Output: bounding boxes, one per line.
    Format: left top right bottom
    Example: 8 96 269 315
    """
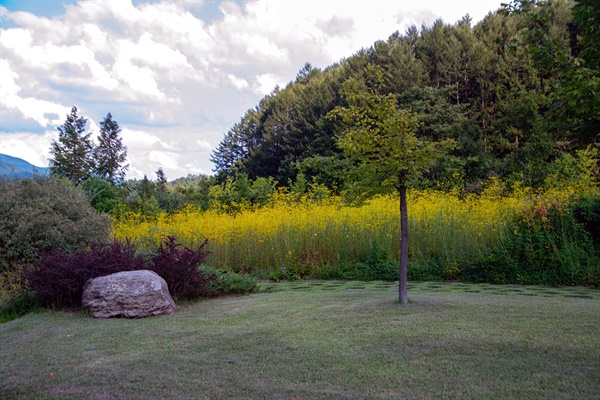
113 181 599 284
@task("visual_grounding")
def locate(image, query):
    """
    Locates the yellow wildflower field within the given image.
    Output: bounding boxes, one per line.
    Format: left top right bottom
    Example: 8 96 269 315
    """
114 181 531 277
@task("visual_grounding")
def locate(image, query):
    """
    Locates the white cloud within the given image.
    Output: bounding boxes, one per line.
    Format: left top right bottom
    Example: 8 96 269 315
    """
0 59 21 96
316 15 355 37
183 160 211 176
112 58 166 100
227 74 249 91
0 28 33 49
0 0 505 179
2 95 69 129
149 150 179 169
195 139 212 151
121 129 164 147
119 131 213 179
254 73 288 95
0 131 55 167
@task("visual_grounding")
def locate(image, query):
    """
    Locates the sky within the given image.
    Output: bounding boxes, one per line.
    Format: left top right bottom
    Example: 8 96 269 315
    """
0 0 505 180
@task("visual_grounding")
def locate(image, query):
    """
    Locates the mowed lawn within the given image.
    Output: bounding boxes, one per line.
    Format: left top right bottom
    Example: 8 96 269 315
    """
1 281 599 399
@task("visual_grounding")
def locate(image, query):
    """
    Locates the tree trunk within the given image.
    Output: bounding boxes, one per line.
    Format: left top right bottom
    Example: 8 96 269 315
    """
399 182 409 304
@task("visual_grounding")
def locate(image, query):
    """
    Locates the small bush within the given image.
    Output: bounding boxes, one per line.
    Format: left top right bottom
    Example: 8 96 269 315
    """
407 258 445 281
0 176 111 270
80 176 122 213
0 262 26 301
24 237 217 309
571 196 600 245
25 241 145 309
149 237 215 300
461 200 600 286
200 265 258 295
316 242 399 281
0 291 42 323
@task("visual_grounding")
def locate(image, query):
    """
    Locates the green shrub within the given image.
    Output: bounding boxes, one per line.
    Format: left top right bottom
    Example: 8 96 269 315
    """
316 242 397 281
0 291 42 323
407 258 446 281
0 176 111 270
461 200 600 286
200 265 258 295
80 176 122 213
571 195 600 245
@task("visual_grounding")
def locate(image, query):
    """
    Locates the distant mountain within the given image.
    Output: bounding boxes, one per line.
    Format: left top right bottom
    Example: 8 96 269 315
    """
0 154 50 178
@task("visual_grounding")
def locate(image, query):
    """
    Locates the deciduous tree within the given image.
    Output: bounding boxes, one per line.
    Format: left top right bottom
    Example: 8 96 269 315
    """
502 0 600 145
328 71 453 303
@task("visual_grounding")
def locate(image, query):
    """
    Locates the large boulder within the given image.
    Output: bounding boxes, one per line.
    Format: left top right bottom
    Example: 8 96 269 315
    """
82 270 176 318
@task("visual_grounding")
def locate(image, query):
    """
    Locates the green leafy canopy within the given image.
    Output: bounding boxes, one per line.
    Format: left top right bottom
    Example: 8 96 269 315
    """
328 71 455 196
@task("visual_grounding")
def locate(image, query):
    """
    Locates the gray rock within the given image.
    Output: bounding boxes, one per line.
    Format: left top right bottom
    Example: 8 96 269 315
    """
82 270 176 318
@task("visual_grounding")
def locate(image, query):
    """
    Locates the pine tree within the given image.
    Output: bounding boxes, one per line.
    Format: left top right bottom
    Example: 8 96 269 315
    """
95 113 128 184
50 106 94 185
156 167 168 192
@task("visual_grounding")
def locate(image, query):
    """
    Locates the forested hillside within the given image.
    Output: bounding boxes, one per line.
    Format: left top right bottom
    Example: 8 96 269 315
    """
211 0 599 192
2 0 599 326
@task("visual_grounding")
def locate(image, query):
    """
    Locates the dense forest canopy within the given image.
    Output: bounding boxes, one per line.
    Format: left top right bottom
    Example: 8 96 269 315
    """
211 0 599 193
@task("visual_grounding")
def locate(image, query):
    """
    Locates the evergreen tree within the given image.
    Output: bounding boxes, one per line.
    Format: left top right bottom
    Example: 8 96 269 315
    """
122 175 161 216
210 107 262 177
154 167 186 212
156 167 168 192
156 167 167 184
211 4 594 191
95 113 128 184
50 106 94 185
140 174 155 200
170 174 216 210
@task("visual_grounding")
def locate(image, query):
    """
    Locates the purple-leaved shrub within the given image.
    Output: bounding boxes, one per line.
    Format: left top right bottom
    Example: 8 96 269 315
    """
25 237 215 309
149 236 213 300
25 240 144 309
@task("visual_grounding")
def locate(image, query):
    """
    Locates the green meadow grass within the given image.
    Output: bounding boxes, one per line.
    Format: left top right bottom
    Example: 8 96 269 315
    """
1 282 599 399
